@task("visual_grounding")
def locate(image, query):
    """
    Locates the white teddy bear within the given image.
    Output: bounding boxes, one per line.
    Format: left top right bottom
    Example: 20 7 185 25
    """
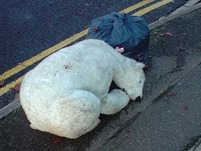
20 39 145 139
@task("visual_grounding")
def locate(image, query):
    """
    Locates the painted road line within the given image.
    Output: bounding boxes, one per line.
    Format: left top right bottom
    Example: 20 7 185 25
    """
0 0 154 82
0 0 170 96
0 29 88 81
133 0 174 16
0 76 24 96
120 0 155 13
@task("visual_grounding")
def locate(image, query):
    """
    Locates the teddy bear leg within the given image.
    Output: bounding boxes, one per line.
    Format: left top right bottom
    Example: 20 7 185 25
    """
54 89 102 139
100 89 130 115
26 89 101 139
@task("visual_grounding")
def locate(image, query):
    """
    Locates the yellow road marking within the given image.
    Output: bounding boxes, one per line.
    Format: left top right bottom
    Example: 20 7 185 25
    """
0 29 88 81
0 76 24 96
0 0 172 96
120 0 154 13
133 0 174 16
0 0 153 82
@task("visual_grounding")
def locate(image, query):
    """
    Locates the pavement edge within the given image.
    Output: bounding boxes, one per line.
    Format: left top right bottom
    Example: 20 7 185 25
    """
0 0 201 120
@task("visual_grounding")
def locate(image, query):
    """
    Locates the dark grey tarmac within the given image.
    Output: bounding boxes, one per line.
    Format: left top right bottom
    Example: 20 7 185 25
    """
1 1 201 151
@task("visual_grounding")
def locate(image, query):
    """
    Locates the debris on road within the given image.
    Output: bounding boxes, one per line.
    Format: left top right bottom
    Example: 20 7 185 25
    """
0 80 5 87
13 83 21 93
167 92 177 96
160 32 173 37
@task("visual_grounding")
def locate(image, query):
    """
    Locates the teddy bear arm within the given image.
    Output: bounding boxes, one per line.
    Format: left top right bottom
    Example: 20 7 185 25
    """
100 89 130 115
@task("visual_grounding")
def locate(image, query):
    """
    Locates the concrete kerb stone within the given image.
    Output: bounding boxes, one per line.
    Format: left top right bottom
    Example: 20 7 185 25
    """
169 0 200 16
188 138 201 151
0 1 201 120
0 98 20 119
185 0 200 7
149 2 201 30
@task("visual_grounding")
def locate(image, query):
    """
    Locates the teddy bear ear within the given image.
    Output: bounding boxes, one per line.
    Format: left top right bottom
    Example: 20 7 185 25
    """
135 62 145 69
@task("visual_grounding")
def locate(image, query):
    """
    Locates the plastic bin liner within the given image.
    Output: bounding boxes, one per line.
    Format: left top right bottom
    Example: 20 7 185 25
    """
86 12 150 64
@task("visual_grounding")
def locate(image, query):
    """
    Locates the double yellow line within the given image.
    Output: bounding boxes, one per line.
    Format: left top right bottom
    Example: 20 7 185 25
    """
0 0 173 96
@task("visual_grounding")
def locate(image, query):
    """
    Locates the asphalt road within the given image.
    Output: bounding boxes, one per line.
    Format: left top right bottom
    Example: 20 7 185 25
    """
0 0 187 73
0 0 188 108
0 5 201 150
1 1 201 151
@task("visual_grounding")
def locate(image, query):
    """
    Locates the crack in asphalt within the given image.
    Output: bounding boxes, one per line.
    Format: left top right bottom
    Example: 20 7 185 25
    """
102 112 141 145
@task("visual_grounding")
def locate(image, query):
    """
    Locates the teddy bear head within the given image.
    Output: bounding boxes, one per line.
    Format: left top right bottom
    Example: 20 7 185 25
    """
115 62 145 101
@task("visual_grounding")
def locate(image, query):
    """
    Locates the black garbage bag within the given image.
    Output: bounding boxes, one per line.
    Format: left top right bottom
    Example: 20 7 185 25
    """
86 12 150 64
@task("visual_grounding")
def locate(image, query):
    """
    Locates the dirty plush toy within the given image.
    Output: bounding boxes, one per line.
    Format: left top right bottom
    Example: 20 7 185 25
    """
20 39 145 139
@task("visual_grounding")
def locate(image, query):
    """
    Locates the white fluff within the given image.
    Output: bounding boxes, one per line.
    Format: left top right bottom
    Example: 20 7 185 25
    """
20 39 145 139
